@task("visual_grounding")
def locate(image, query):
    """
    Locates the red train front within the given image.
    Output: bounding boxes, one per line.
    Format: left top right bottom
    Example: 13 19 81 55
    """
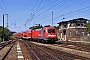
30 25 58 42
41 25 58 42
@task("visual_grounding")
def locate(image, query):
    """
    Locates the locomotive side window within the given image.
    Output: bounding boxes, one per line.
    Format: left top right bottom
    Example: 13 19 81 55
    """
48 29 55 33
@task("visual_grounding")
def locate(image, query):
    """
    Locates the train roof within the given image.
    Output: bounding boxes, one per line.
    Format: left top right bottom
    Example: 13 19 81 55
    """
43 26 55 29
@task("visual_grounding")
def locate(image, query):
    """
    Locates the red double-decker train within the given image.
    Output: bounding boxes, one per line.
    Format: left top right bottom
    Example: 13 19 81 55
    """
13 25 58 43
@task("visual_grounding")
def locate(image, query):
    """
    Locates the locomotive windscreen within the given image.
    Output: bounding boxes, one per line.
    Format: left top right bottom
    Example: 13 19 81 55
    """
48 29 55 33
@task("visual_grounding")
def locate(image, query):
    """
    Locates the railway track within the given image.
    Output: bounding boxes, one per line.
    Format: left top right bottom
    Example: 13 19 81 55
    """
0 40 15 50
0 40 16 60
20 40 60 60
52 41 90 52
20 40 90 60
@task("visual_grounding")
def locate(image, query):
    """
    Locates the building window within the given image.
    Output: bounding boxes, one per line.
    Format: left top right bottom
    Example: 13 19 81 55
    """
76 21 81 26
70 31 72 37
81 21 84 26
76 21 84 27
59 24 61 26
81 32 84 36
64 24 66 28
76 31 78 34
70 23 71 26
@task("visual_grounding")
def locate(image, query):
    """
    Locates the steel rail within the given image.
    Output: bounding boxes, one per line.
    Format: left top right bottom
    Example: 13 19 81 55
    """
37 46 60 60
27 41 60 60
21 40 40 60
0 41 15 60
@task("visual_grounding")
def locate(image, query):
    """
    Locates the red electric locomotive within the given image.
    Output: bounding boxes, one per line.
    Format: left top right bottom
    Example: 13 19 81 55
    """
40 25 58 42
27 25 58 43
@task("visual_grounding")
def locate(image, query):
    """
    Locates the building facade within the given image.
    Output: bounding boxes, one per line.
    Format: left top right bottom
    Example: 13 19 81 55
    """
58 18 88 41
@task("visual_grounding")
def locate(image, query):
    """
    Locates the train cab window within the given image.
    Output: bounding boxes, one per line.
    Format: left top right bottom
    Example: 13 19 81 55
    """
48 29 55 33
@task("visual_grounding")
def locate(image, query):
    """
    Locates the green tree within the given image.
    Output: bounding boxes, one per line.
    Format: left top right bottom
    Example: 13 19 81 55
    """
86 22 90 34
0 26 10 41
29 24 42 29
54 26 59 30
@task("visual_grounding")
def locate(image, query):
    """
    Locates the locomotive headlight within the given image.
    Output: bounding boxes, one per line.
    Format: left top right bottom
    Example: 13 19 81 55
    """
47 35 56 37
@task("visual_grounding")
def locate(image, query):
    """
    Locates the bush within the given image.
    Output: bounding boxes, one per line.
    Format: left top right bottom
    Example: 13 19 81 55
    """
9 36 13 40
0 38 2 42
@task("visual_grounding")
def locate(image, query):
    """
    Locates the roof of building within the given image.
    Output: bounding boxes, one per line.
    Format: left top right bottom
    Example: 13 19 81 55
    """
57 18 88 24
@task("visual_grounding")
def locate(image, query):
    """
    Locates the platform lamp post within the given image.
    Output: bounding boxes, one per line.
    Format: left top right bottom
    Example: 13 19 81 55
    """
5 14 8 28
2 14 8 41
6 14 9 40
2 14 4 41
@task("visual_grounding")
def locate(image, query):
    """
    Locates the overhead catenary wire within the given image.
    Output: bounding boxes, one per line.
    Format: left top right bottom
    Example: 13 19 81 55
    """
25 0 59 26
35 0 89 25
2 0 8 13
35 0 76 23
16 0 38 22
55 0 78 13
18 0 90 27
36 0 58 12
66 8 90 19
0 5 6 14
1 0 17 29
27 0 39 21
7 0 90 31
82 13 90 17
39 5 90 25
28 0 43 21
25 0 43 27
53 5 90 20
10 0 39 30
13 0 60 29
33 0 65 20
34 0 43 13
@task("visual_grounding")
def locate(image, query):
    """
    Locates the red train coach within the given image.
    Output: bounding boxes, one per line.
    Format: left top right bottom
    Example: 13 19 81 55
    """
27 30 32 39
13 32 20 38
13 33 18 38
20 30 28 39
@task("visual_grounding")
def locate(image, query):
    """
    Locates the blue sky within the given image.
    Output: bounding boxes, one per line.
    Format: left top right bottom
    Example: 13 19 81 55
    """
0 0 90 32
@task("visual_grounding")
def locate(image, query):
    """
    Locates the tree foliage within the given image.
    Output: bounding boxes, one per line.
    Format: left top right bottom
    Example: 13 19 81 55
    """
86 22 90 33
29 24 42 29
54 26 59 30
0 26 10 42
